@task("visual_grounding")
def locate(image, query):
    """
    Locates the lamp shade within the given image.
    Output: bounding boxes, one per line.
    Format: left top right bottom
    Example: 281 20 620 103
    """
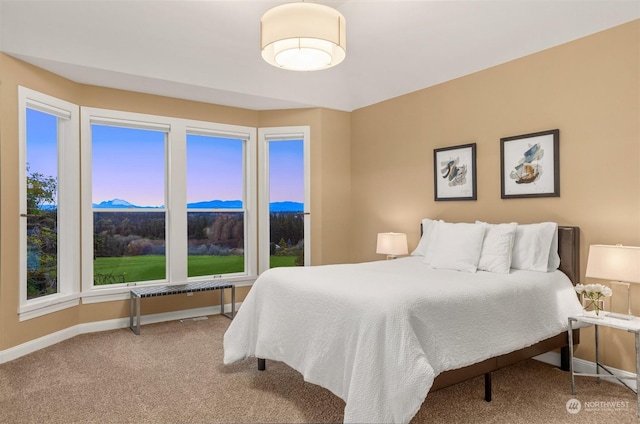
260 2 346 71
376 232 408 256
586 244 640 283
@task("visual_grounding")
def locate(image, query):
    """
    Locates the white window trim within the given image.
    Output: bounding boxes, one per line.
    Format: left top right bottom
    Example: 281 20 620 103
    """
18 87 80 321
257 126 311 274
80 108 257 302
184 122 258 280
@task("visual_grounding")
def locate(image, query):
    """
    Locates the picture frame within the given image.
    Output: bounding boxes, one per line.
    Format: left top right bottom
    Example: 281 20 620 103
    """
500 129 559 199
433 143 477 201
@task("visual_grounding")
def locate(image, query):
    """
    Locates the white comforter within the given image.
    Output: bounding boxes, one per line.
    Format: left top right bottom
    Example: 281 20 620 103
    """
223 257 583 423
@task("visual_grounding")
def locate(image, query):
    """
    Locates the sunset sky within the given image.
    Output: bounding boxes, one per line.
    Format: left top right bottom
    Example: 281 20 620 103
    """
27 108 304 208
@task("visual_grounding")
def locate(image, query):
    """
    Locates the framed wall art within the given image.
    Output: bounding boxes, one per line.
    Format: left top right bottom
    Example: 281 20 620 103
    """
500 129 559 199
433 143 477 201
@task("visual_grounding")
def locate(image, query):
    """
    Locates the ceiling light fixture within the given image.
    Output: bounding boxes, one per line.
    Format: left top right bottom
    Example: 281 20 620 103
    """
260 2 346 71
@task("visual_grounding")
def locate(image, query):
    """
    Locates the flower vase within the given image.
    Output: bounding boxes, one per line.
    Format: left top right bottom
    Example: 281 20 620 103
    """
582 294 605 319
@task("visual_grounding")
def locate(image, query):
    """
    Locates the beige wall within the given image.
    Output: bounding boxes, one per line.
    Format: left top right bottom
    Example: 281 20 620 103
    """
351 20 639 371
0 54 351 351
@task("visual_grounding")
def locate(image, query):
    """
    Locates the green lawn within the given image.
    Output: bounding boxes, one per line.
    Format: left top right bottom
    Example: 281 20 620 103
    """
94 255 298 284
94 255 167 283
188 255 244 277
270 256 297 268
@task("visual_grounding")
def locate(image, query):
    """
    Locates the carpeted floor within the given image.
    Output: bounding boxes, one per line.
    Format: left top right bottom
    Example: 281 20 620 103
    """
0 315 636 423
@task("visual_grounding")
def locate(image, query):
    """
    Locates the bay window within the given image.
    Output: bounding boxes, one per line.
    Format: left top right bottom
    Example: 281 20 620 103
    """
20 90 263 312
81 109 256 299
19 87 80 320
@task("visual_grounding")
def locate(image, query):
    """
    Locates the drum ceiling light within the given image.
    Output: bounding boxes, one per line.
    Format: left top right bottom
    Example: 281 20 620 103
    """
260 2 346 71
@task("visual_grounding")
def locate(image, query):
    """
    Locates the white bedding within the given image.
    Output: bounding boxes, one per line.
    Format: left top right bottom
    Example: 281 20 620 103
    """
223 256 583 423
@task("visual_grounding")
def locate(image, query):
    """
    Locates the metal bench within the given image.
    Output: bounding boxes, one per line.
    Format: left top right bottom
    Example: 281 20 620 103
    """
129 280 235 335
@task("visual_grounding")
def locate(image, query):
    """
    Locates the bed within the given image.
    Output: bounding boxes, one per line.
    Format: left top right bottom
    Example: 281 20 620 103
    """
224 223 583 423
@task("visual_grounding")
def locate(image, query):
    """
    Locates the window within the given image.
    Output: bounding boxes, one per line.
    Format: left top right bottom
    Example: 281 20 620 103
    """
19 87 80 320
258 127 311 273
187 133 246 277
25 109 59 298
19 91 287 313
81 109 256 300
91 124 168 286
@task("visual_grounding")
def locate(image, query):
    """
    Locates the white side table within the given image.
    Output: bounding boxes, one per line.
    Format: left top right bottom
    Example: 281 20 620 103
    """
568 314 640 417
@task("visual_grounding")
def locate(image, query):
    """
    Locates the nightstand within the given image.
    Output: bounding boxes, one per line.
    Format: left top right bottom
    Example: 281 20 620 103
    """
568 314 640 417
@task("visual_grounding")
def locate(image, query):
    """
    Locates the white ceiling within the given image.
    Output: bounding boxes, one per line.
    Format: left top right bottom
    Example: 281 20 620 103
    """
1 1 638 112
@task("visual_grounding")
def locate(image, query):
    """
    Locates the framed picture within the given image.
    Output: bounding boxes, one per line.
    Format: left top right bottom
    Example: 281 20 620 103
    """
500 129 559 199
433 143 477 201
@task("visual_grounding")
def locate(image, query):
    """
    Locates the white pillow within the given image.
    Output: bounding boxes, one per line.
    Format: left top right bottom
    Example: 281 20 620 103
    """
427 222 486 273
476 222 517 274
547 229 560 271
511 222 558 272
411 218 441 259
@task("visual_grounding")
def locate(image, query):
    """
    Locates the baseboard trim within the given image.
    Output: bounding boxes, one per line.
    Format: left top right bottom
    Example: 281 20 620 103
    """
0 302 241 364
533 351 562 367
534 351 637 391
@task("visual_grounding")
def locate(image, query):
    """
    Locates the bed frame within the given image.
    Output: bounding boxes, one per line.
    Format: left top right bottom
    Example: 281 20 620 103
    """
429 225 581 400
257 225 581 402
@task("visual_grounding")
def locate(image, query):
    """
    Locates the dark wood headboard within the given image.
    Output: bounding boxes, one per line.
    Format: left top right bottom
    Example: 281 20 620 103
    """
419 223 580 284
557 226 580 285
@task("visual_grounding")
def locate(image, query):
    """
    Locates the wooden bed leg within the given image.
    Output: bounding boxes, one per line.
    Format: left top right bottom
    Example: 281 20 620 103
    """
484 373 492 402
258 358 266 371
560 346 570 371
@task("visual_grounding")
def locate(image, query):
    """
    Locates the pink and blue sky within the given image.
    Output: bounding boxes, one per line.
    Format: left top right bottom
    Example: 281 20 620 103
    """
27 109 304 208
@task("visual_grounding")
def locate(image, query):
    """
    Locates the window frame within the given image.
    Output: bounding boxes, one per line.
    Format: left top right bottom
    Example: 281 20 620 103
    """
18 86 80 321
185 127 255 281
258 126 311 274
85 114 170 289
80 108 257 303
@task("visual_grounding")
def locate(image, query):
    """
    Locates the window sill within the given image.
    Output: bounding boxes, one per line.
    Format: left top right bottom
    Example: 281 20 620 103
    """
16 276 256 320
18 293 80 322
81 275 257 304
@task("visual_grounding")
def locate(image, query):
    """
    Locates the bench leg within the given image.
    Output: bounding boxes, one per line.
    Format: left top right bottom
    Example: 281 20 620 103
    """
231 285 235 318
130 294 141 335
221 287 225 316
129 293 134 332
221 286 235 320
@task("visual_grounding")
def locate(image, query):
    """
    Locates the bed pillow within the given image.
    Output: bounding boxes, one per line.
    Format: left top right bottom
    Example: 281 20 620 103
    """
427 222 486 273
511 222 558 272
547 229 561 271
476 222 517 274
411 218 441 258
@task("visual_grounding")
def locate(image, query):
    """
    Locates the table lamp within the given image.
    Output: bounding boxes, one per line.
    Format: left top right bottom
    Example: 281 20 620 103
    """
376 232 408 260
585 244 640 320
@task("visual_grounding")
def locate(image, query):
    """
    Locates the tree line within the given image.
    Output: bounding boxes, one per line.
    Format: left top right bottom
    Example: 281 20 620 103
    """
26 166 305 296
26 168 58 298
93 211 303 258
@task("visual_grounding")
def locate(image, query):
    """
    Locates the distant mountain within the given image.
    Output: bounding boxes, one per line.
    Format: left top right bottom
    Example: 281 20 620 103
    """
270 201 303 212
93 198 303 212
187 200 243 209
93 198 141 209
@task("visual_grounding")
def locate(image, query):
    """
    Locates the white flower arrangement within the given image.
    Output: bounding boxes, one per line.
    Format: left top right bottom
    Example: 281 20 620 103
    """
575 283 612 316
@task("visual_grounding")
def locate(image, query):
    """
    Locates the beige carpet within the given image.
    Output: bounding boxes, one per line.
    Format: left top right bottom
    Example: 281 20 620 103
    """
0 315 636 423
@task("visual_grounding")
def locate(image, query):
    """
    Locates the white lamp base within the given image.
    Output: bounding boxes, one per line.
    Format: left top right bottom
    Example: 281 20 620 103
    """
610 281 633 320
